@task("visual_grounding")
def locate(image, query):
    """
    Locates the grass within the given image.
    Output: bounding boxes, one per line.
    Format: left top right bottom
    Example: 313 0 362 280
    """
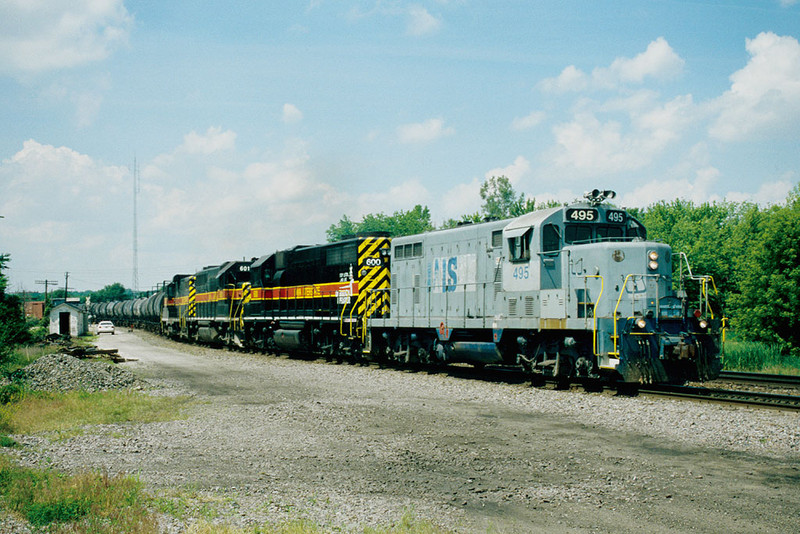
0 388 193 437
0 456 158 533
0 343 50 376
0 346 194 531
722 339 800 375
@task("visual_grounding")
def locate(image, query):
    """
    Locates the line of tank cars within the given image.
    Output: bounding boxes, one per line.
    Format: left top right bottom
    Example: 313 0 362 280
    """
91 190 723 387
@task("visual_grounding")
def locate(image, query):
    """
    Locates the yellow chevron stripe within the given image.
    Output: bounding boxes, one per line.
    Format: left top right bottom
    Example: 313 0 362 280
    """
356 237 391 318
188 276 197 317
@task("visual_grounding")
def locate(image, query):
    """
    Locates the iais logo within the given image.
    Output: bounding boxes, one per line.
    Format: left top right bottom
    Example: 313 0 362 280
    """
427 254 477 293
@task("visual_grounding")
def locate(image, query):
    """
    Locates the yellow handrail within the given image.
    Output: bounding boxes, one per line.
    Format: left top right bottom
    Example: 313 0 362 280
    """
583 275 603 356
611 274 636 356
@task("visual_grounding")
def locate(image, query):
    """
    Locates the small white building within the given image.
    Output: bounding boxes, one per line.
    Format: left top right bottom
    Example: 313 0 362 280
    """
49 302 89 337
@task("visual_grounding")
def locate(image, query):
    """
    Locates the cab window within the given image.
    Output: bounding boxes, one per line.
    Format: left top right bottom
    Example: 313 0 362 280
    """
597 225 624 241
627 220 647 240
542 224 560 253
565 224 594 244
509 229 532 262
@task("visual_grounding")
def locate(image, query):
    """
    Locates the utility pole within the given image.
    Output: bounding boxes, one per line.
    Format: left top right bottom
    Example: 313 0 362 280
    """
64 272 69 300
132 158 139 296
36 279 58 304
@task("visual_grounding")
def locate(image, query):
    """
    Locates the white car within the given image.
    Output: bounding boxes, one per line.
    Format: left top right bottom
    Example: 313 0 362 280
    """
97 321 115 335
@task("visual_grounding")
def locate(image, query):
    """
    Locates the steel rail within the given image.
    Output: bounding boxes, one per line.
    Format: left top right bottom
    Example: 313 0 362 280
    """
640 384 800 410
717 371 800 388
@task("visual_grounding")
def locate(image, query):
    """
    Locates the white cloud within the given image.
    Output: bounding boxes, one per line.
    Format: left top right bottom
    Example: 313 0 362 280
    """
485 156 531 185
618 168 795 208
282 103 304 124
406 5 441 36
440 178 481 221
617 166 721 208
708 32 800 141
724 178 796 206
347 2 441 37
511 111 546 131
397 118 455 143
0 0 132 75
180 127 237 155
538 65 588 93
0 140 131 289
593 37 684 88
549 91 695 175
3 139 125 195
352 180 431 217
539 38 684 93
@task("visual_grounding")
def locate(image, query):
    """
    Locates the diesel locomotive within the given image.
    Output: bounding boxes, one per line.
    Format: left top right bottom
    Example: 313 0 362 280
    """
92 190 723 386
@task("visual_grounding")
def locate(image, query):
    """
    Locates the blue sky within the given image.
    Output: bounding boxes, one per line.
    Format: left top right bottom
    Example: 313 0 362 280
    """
1 1 799 293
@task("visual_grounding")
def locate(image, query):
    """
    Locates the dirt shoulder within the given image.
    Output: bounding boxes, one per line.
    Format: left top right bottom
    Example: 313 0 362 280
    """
10 330 800 532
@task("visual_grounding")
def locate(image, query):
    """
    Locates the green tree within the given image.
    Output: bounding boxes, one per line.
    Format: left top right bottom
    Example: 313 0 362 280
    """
90 283 131 303
637 199 739 310
479 176 559 220
480 176 529 219
325 214 359 243
326 205 434 242
729 186 800 355
0 254 29 360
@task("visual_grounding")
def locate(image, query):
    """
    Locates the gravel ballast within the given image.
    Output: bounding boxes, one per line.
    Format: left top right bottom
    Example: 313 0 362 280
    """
4 331 800 533
19 352 146 392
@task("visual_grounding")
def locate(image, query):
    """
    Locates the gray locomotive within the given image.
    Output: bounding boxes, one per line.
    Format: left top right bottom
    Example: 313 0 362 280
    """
92 189 722 386
368 189 722 385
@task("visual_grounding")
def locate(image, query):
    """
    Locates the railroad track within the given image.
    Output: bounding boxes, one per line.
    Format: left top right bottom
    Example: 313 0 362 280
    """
640 384 800 410
717 370 800 388
388 365 800 409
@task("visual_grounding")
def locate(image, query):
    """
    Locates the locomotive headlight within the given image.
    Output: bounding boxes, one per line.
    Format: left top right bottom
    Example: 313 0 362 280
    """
698 319 709 330
635 318 647 329
647 250 659 271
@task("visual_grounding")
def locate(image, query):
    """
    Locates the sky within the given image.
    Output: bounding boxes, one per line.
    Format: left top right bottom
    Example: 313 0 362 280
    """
1 1 799 294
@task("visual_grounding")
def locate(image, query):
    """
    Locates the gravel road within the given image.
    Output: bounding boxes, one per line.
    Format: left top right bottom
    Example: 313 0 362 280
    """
9 330 800 532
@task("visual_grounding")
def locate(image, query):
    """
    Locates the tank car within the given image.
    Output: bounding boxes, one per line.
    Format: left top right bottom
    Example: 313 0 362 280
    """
368 190 722 386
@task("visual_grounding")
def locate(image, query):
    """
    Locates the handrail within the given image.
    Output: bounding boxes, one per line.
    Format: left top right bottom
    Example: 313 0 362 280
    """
338 299 348 337
610 274 635 356
610 273 660 356
582 275 603 356
226 284 236 330
675 252 727 347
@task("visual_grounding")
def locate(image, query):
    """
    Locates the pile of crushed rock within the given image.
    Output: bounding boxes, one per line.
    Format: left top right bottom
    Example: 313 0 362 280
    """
20 353 146 392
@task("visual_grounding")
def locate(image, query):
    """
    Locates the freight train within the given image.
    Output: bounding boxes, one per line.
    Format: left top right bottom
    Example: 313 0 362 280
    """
91 190 723 386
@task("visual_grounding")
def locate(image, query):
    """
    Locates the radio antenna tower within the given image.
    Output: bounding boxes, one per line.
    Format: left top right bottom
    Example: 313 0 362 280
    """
132 158 140 296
